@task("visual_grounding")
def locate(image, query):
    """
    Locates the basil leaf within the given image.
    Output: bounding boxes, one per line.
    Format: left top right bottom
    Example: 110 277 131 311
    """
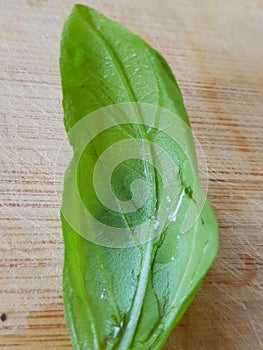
60 4 218 350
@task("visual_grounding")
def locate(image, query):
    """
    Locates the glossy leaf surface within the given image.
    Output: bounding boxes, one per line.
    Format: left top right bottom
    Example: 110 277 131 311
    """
60 5 218 350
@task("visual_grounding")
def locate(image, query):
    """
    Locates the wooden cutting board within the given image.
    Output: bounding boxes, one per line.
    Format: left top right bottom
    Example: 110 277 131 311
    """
1 0 262 349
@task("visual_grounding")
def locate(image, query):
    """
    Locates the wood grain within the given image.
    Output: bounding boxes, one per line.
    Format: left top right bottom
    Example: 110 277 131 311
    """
1 0 262 349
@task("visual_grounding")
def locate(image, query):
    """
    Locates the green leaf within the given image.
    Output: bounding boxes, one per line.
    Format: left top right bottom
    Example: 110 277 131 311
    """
60 4 218 350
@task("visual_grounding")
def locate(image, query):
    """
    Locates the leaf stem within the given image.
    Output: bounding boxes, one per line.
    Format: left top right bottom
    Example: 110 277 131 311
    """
117 241 153 349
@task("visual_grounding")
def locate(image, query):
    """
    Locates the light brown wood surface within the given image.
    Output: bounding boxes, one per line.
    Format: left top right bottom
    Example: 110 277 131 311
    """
1 0 263 349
